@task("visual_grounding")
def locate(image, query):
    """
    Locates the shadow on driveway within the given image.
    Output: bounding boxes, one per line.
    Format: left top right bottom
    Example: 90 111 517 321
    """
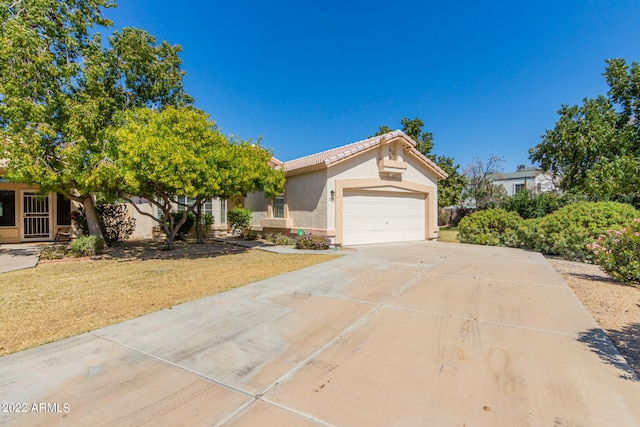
578 327 640 381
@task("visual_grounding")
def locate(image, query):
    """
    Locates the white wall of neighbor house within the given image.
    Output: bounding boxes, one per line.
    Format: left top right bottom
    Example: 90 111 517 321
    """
495 173 558 197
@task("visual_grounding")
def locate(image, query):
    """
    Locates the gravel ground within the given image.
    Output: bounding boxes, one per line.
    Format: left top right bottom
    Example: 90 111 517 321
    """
547 257 640 377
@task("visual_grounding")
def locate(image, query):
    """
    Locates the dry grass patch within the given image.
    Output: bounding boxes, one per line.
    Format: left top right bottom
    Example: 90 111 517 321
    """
0 247 339 356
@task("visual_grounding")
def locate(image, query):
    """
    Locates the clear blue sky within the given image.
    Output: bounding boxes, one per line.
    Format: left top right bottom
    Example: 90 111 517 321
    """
104 1 639 172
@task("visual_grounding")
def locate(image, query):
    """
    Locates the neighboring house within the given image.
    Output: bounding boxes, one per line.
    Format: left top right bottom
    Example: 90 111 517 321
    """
492 165 559 196
245 130 448 245
0 161 79 244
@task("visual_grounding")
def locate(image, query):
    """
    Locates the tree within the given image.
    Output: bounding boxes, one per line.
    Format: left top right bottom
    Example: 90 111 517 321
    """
529 58 640 203
462 155 508 210
375 117 467 207
103 107 285 249
0 1 192 237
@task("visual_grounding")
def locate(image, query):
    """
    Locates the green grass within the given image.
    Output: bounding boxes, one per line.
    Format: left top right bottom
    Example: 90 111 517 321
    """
438 227 460 243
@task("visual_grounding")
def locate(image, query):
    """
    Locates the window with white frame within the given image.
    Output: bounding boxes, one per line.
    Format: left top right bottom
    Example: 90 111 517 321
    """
274 196 285 218
156 196 215 219
514 184 526 193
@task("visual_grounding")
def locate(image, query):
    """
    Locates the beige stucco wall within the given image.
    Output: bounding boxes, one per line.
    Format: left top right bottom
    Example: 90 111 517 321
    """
285 169 328 230
245 192 270 227
128 197 229 240
0 181 80 243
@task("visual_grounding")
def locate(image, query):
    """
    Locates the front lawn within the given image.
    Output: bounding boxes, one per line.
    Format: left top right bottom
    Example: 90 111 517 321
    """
438 227 460 243
0 242 339 356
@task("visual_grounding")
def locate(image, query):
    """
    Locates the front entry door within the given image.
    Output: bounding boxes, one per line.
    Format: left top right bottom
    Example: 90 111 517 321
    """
22 191 52 241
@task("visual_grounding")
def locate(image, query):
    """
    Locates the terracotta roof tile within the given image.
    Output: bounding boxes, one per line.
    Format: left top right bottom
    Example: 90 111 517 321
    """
282 130 448 179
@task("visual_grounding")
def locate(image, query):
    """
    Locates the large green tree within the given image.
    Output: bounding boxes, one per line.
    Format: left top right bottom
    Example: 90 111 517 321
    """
103 107 285 249
0 0 191 236
529 58 640 203
375 117 467 208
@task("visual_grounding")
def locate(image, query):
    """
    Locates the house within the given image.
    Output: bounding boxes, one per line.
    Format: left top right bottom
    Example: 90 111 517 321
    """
0 161 79 244
492 165 559 196
127 196 230 240
245 130 448 245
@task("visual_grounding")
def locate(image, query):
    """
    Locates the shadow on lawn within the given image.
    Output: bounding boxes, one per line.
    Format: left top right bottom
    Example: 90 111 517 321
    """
103 239 253 261
578 325 640 381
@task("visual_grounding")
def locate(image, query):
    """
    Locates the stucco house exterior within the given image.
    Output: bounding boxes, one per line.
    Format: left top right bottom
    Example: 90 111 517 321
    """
0 161 79 244
245 130 448 245
492 166 559 196
127 196 230 240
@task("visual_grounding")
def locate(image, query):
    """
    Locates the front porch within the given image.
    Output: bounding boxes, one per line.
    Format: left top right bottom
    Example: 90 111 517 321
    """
0 183 75 244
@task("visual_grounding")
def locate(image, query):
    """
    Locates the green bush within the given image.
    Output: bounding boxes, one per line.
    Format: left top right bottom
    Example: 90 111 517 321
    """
72 204 136 246
265 232 295 245
524 201 639 262
40 245 69 260
295 233 330 250
69 235 105 257
228 207 252 238
588 219 640 285
502 191 565 219
458 209 524 247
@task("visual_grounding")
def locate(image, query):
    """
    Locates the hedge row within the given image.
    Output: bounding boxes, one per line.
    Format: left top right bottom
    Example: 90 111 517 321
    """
458 202 640 263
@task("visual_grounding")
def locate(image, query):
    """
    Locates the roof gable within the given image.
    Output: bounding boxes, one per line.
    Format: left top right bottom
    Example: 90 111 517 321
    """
282 131 448 179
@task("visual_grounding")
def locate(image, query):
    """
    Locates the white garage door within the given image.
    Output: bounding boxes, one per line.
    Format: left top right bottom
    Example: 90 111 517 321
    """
342 190 425 245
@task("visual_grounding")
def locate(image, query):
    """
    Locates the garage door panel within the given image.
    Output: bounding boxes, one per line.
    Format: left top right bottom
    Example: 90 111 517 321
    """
342 191 425 245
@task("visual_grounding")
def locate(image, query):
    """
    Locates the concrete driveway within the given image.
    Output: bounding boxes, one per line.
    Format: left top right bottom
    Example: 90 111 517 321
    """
1 241 639 426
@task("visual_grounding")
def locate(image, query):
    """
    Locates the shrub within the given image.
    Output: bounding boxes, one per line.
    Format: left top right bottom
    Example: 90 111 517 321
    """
265 232 295 245
457 209 523 247
200 213 214 237
98 204 136 246
167 211 196 240
525 201 639 262
69 235 105 257
588 219 640 285
295 233 330 250
40 245 69 260
72 204 136 246
502 191 565 219
228 207 252 238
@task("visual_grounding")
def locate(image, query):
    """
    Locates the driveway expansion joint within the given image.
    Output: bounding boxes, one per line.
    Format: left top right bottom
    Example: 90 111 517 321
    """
89 331 255 398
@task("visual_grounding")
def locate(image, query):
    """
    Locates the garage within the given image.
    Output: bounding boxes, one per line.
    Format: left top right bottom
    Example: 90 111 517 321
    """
342 190 425 245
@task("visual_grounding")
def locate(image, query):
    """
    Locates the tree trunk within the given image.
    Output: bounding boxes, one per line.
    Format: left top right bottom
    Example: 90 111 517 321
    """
82 196 104 239
195 200 203 244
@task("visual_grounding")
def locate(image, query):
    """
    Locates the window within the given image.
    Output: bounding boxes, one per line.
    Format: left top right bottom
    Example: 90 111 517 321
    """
219 199 227 224
0 190 16 226
514 184 526 193
56 194 72 226
274 196 285 218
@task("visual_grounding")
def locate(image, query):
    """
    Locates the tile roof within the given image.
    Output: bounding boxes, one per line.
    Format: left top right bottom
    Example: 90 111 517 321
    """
281 130 448 178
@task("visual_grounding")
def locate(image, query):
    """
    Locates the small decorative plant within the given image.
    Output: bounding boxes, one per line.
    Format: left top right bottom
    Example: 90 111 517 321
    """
69 235 105 257
294 233 330 250
265 232 295 245
227 207 252 238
